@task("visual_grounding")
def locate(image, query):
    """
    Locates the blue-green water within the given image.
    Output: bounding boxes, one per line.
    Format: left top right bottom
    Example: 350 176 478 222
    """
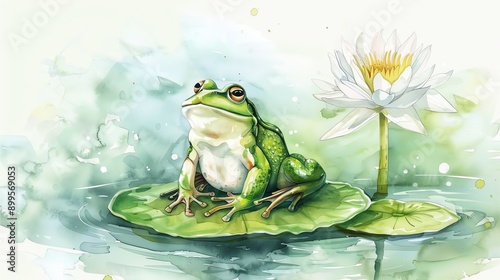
2 177 495 280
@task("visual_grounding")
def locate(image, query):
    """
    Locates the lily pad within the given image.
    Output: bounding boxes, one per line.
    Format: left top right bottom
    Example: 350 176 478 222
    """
108 181 370 238
339 199 460 235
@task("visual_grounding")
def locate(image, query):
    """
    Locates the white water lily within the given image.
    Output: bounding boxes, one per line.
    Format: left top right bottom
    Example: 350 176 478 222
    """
314 31 456 140
314 31 456 195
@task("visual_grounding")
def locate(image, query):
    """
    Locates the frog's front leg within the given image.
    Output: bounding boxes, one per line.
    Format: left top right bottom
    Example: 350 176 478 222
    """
204 147 270 222
161 145 214 216
255 153 325 218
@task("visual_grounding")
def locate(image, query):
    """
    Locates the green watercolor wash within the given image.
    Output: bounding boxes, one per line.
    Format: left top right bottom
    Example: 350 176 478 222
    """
339 199 460 235
320 107 344 119
454 95 477 113
410 241 488 279
108 181 370 238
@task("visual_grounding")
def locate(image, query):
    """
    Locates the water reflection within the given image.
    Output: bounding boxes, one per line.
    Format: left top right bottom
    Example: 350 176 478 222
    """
57 181 496 280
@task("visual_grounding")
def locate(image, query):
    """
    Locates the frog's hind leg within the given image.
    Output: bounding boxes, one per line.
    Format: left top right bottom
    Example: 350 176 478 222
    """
254 187 292 205
258 153 326 218
194 172 209 192
260 181 318 218
287 193 304 212
260 189 295 218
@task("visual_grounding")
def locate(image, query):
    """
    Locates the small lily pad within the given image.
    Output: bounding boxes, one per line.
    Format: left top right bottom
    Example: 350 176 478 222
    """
339 199 460 235
108 181 370 238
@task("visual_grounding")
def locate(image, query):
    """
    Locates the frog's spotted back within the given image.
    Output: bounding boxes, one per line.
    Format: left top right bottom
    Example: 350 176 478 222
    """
246 99 287 146
247 99 289 186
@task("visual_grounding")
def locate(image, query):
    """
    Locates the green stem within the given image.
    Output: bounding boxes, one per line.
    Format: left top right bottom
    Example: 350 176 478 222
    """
377 113 388 194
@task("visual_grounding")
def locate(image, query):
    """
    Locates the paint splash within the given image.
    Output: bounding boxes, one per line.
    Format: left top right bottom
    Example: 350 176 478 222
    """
475 179 485 189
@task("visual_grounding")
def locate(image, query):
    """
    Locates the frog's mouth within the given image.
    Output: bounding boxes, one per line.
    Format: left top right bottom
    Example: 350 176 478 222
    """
181 104 252 120
182 104 254 138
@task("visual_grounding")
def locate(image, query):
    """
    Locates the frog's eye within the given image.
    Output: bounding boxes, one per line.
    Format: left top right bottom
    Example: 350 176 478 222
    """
228 86 246 103
193 80 205 93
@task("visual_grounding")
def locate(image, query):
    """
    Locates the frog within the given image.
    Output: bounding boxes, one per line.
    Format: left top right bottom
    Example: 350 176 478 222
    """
160 79 326 222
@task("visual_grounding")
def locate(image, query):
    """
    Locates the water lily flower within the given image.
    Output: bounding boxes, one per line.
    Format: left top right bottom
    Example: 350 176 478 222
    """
314 31 456 194
314 31 456 140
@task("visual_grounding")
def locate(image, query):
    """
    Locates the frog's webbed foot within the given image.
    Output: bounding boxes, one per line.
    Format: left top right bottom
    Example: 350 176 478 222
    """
254 187 305 218
210 192 236 203
204 204 237 222
162 186 215 217
204 193 248 222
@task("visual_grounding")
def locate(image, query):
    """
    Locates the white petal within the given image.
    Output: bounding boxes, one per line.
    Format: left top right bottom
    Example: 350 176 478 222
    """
413 43 423 57
397 32 417 55
341 39 357 59
385 107 427 134
322 97 377 108
373 73 391 92
313 91 344 100
328 52 345 81
312 79 340 91
390 67 413 95
341 42 356 66
408 65 435 89
337 80 372 100
414 89 457 112
355 33 371 60
372 90 395 106
371 31 385 60
341 42 370 94
335 50 355 82
411 45 431 76
388 87 430 108
320 108 378 140
385 30 400 53
426 71 453 87
351 61 371 94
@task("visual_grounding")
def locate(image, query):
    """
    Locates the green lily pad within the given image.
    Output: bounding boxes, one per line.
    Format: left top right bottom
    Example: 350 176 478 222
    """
108 181 370 238
339 199 460 235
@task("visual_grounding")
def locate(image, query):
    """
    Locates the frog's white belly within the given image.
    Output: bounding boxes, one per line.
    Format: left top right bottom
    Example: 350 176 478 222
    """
183 104 255 193
196 143 249 193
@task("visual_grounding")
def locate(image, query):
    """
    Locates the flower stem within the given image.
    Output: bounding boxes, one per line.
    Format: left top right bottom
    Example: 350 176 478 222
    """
377 113 388 194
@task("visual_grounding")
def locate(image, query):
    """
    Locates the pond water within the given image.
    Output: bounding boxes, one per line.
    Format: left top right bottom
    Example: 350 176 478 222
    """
9 175 496 280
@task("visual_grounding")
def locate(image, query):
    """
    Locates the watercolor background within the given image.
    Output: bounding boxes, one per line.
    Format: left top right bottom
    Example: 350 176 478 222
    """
1 0 499 279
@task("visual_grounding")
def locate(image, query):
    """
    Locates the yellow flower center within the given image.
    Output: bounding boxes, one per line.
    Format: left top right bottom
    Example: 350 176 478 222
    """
355 51 413 92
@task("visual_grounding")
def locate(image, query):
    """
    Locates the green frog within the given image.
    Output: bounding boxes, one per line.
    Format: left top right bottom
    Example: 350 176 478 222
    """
160 79 326 222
